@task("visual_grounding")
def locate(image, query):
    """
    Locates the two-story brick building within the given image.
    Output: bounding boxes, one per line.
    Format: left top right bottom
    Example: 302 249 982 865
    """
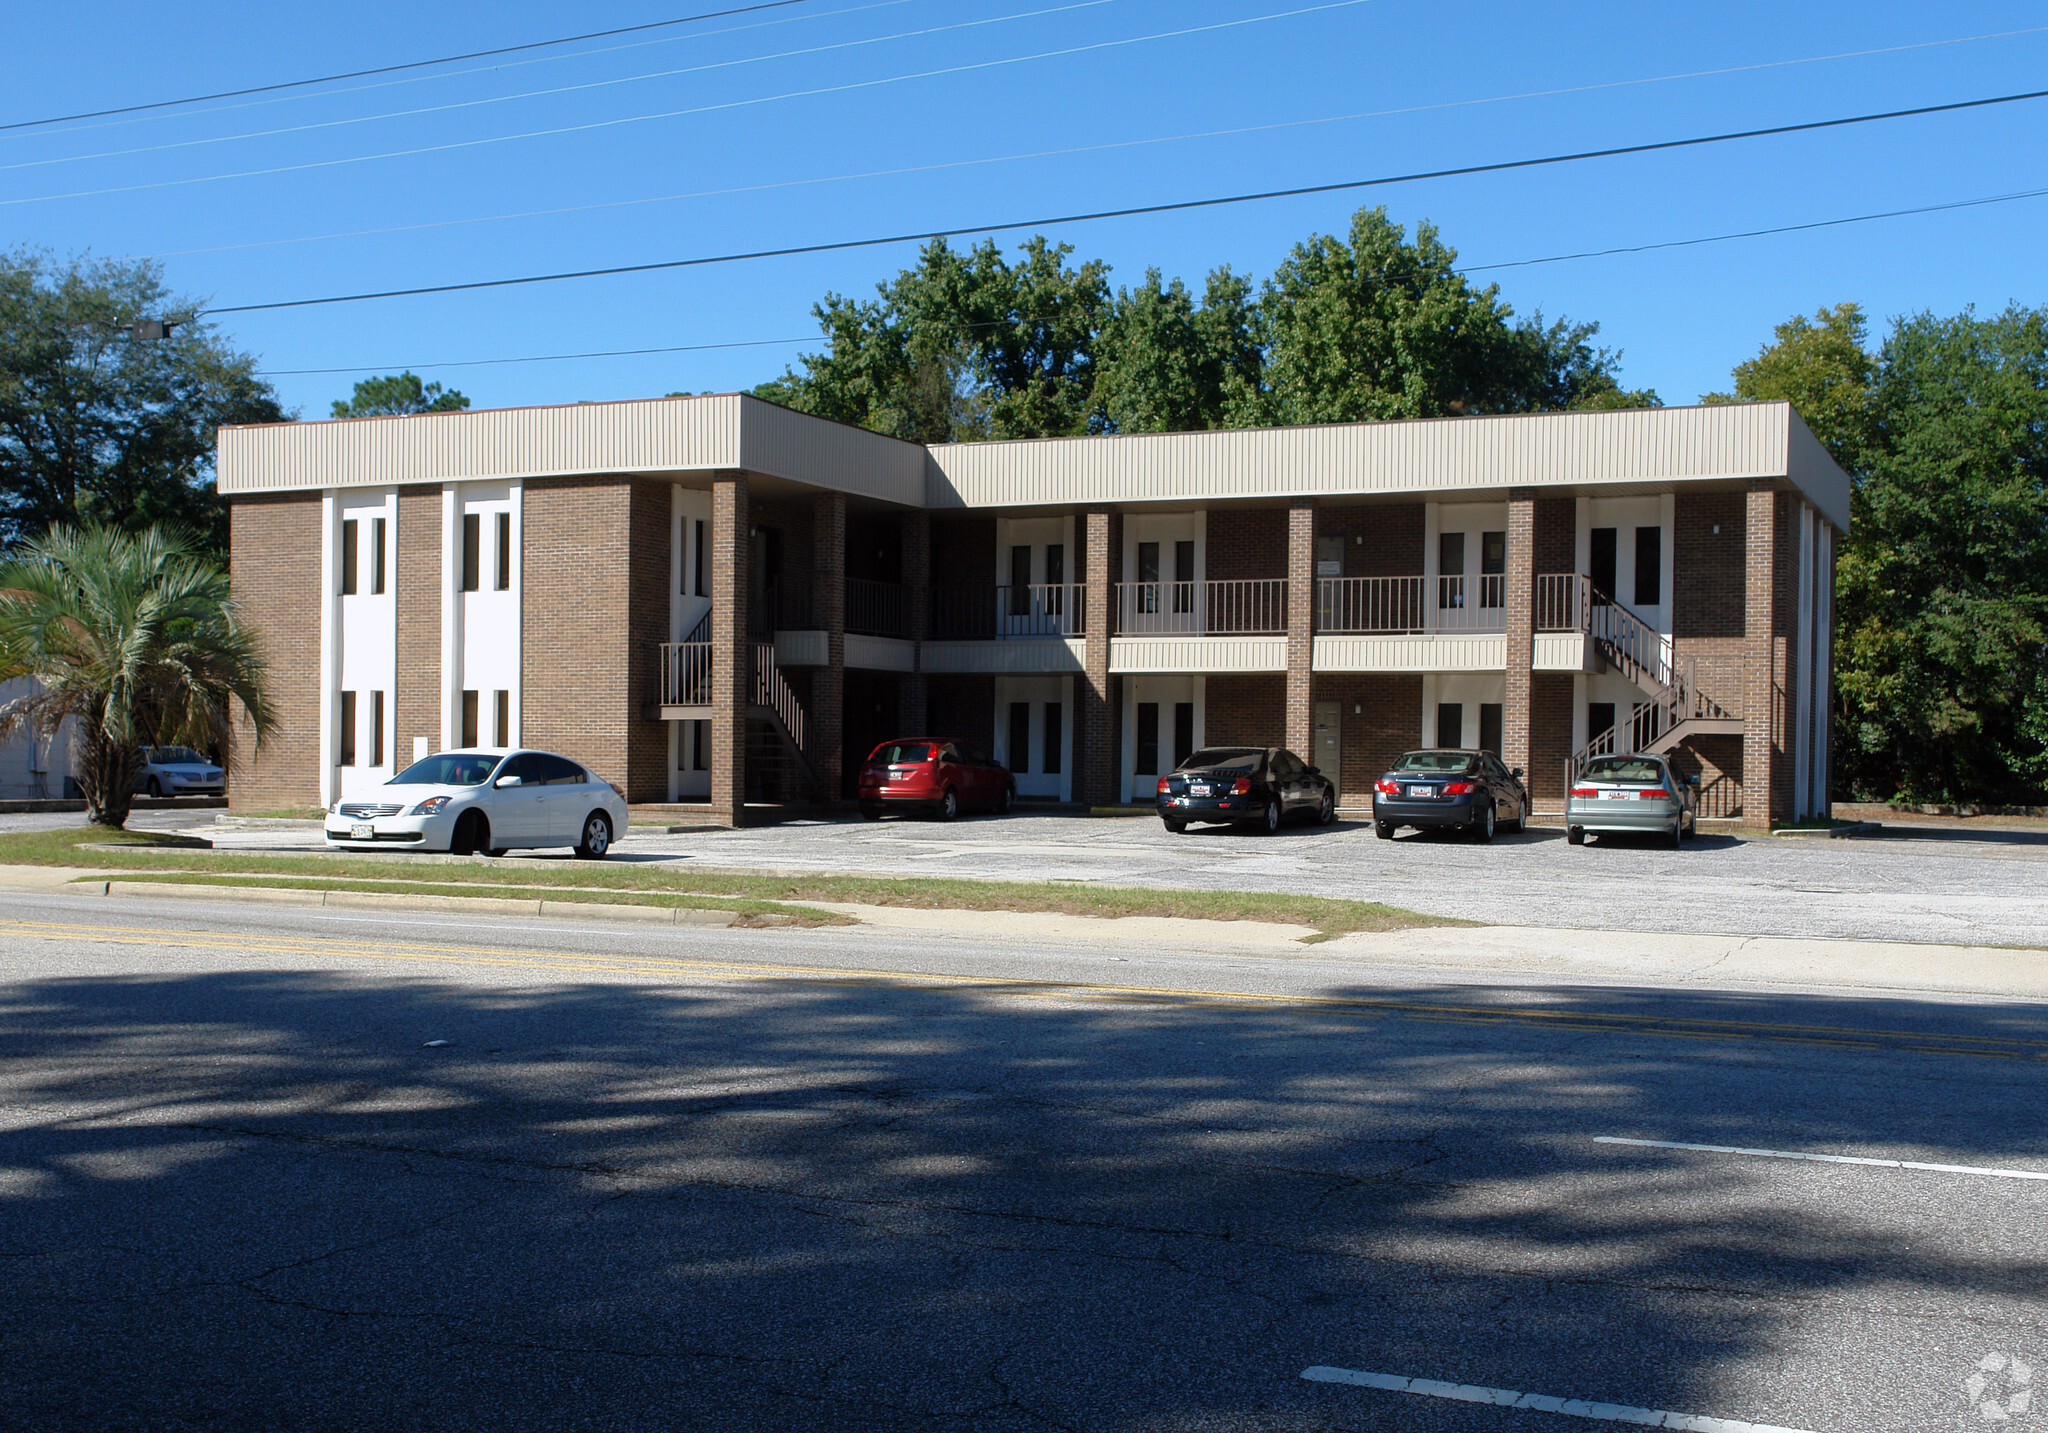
219 395 1847 828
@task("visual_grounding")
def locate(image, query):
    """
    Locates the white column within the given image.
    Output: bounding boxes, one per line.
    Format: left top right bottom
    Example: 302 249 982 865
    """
1816 523 1834 818
1793 502 1815 819
508 480 524 747
440 483 460 750
318 490 339 808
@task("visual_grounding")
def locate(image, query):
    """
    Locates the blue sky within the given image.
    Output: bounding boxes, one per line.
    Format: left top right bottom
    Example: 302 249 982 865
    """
7 1 2046 418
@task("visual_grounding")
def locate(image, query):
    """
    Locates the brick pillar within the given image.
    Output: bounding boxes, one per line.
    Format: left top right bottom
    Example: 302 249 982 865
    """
710 473 749 827
813 491 846 804
1743 480 1781 828
901 507 929 734
1503 488 1536 775
1285 498 1316 758
1081 507 1118 804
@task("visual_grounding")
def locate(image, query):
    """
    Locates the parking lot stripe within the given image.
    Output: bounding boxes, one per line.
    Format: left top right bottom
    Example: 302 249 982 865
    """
1596 1135 2048 1180
1300 1365 1816 1431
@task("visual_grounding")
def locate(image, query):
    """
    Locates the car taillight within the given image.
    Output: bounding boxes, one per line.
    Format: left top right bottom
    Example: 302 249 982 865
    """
1637 788 1670 799
1571 786 1597 798
1375 777 1399 796
1442 780 1477 795
1231 777 1251 795
1157 777 1171 794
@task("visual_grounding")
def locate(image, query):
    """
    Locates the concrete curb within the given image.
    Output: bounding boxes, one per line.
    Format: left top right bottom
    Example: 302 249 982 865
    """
91 880 743 926
1769 822 1880 839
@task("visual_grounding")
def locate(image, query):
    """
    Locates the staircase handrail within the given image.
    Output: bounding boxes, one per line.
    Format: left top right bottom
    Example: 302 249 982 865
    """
752 643 806 752
659 640 714 706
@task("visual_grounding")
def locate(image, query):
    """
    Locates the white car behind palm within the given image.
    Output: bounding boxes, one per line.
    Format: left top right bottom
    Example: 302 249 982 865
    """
133 745 225 798
324 748 627 858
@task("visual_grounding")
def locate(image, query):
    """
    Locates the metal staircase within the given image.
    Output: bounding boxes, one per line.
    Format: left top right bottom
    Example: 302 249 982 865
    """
1564 585 1742 786
746 643 820 802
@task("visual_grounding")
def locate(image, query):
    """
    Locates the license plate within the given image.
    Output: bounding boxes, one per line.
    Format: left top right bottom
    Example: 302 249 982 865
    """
1600 790 1632 800
350 822 375 839
1190 783 1211 796
1407 785 1435 798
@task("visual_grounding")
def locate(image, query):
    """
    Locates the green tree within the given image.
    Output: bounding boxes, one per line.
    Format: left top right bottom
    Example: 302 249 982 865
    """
1 250 285 557
0 523 274 827
1714 303 2048 802
1093 267 1262 433
331 372 470 418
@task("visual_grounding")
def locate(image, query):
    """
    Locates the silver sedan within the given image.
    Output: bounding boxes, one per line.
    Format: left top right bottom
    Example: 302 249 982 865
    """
1566 754 1699 847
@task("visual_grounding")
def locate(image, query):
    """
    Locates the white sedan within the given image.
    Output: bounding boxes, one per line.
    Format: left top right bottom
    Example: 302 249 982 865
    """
324 748 627 858
133 745 226 798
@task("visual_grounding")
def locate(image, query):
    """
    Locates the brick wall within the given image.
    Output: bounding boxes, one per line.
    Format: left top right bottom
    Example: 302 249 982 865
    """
1674 492 1746 716
1206 507 1286 581
229 493 323 811
522 477 671 802
1204 674 1285 748
1315 503 1424 576
394 485 440 764
1668 734 1745 820
1533 499 1574 576
1528 672 1574 805
1309 674 1423 800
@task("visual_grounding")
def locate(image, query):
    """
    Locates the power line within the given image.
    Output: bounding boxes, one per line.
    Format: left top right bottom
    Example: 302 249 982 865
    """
4 0 1375 206
0 0 815 134
137 22 2048 263
250 179 2048 378
205 84 2048 317
7 0 1133 175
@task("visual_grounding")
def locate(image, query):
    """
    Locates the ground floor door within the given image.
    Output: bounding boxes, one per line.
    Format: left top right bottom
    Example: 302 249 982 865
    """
994 675 1071 801
1120 674 1203 803
1313 700 1342 799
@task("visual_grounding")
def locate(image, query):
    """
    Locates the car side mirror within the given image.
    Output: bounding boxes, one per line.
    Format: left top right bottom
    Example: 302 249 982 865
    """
494 775 522 788
1687 774 1701 786
1511 768 1524 780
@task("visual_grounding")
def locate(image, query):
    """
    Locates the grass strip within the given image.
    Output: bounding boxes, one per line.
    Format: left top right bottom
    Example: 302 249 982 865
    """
9 826 1465 940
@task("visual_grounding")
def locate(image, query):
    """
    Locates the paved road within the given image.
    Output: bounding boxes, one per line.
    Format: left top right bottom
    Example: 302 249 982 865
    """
2 888 2044 1431
62 804 2048 947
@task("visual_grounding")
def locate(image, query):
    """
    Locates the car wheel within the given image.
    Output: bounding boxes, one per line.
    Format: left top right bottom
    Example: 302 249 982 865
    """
450 810 487 856
860 804 883 821
1509 798 1528 832
1671 814 1685 849
1259 799 1282 834
486 848 509 858
1163 819 1186 834
1317 789 1335 825
1375 821 1395 840
1567 825 1585 846
936 788 958 822
996 784 1015 815
1474 803 1496 843
574 812 613 860
146 778 162 799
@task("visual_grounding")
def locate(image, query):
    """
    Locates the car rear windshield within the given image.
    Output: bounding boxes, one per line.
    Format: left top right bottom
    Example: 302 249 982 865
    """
1177 748 1264 773
1584 757 1666 782
872 743 934 764
390 752 504 786
1392 751 1475 773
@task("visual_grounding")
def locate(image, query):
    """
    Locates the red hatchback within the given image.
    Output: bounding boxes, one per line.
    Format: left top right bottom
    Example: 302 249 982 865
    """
857 739 1016 821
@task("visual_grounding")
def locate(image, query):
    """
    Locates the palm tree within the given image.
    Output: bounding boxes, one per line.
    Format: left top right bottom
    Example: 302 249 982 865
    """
0 524 273 828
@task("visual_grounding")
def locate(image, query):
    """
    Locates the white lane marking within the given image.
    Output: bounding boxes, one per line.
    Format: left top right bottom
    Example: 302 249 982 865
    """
1301 1366 1816 1431
1597 1135 2048 1181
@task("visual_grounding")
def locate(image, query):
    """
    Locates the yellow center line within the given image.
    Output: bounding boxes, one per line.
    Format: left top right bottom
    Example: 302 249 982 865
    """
1 916 2041 1061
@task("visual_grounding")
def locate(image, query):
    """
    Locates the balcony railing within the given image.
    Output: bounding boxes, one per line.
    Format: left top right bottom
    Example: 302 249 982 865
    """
1115 579 1285 635
845 578 907 637
750 575 812 637
1535 573 1585 632
1315 576 1425 633
659 641 714 706
1433 572 1506 630
929 583 1086 639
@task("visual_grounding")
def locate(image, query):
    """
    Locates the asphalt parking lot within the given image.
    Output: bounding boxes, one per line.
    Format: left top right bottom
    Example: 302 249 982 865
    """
15 804 2036 949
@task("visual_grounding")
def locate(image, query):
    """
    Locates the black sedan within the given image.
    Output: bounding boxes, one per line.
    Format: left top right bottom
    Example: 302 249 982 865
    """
1156 746 1336 833
1371 749 1529 841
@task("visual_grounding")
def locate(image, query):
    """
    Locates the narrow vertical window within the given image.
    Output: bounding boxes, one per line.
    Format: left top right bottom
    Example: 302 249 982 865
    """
693 720 709 771
1137 542 1160 614
461 690 479 747
1173 702 1195 771
371 517 387 595
1590 528 1617 604
1634 526 1662 606
494 690 510 746
693 520 706 598
339 691 357 766
1044 543 1064 587
1479 703 1503 758
1481 530 1506 608
1042 702 1062 775
340 520 358 595
1135 702 1160 775
677 723 690 772
1437 703 1463 750
461 514 481 592
495 512 512 591
1173 540 1195 614
369 691 385 766
1008 701 1031 772
1438 531 1465 609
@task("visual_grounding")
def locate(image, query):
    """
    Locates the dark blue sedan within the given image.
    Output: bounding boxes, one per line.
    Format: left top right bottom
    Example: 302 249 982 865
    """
1156 746 1336 834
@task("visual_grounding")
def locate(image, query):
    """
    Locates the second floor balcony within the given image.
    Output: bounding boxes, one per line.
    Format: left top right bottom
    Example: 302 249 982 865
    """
930 583 1087 639
1115 579 1286 635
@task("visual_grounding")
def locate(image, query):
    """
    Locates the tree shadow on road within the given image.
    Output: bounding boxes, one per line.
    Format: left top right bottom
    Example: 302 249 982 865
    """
2 957 2043 1432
